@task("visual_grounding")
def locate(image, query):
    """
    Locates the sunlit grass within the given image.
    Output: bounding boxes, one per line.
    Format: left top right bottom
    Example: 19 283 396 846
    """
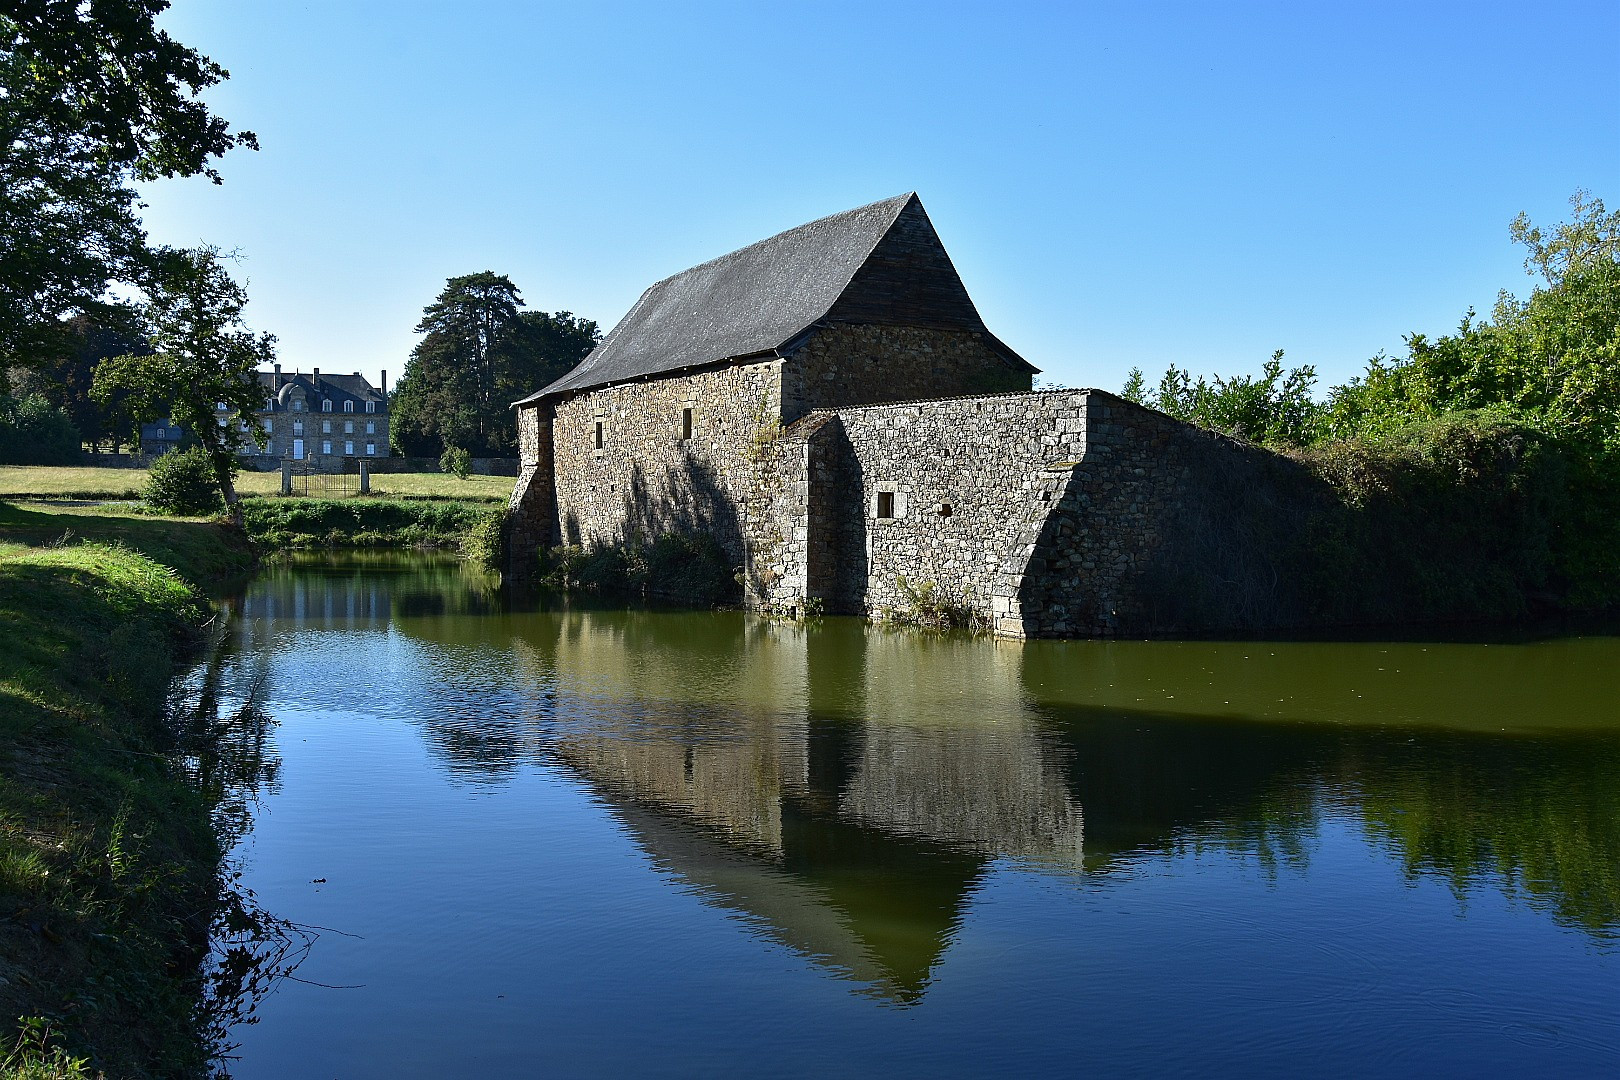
0 464 515 503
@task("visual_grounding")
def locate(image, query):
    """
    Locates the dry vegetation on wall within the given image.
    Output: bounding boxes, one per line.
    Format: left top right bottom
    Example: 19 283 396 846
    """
1289 413 1578 623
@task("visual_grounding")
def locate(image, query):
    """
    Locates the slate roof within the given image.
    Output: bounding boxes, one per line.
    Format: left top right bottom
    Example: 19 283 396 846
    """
517 193 1028 404
259 371 385 410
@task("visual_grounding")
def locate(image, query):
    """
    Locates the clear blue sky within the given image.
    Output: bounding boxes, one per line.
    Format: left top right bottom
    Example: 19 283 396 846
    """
137 0 1620 396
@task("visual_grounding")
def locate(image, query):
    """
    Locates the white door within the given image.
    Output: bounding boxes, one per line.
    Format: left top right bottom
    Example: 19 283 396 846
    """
293 438 304 460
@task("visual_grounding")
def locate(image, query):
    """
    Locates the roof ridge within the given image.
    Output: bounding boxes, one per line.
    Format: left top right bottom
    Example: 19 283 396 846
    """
518 192 968 405
635 192 914 292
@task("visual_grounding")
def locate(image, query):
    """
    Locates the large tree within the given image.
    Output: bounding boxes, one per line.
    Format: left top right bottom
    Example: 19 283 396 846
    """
391 273 598 457
0 0 256 365
93 247 276 524
8 307 148 449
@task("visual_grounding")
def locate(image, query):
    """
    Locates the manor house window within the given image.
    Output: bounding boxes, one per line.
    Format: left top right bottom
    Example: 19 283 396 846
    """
322 400 332 412
366 401 376 414
322 420 331 434
366 442 376 456
343 400 354 413
344 421 353 434
366 421 375 435
261 418 272 432
321 440 332 454
344 440 354 455
292 400 304 412
293 420 304 436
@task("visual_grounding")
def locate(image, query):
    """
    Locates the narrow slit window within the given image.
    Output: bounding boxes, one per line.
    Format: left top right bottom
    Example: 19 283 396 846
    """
594 421 604 450
681 407 693 442
876 491 895 519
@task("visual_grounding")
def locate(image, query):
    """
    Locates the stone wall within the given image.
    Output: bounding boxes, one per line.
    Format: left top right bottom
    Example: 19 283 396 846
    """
780 324 1031 422
782 390 1087 627
750 389 1327 638
544 359 786 569
507 365 1328 638
1019 394 1327 636
508 403 555 570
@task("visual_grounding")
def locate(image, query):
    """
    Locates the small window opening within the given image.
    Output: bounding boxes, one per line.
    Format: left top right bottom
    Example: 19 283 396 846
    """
939 502 953 518
681 407 693 442
594 421 604 450
876 491 895 519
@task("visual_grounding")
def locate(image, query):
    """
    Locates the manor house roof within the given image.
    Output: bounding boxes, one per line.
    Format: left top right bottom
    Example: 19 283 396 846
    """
518 193 1030 404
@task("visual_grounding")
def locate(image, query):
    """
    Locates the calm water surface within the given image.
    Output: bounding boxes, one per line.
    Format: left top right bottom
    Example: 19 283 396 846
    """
200 554 1620 1077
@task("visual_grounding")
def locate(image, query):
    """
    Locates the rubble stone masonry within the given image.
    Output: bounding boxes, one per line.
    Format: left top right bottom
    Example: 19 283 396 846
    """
511 373 1320 637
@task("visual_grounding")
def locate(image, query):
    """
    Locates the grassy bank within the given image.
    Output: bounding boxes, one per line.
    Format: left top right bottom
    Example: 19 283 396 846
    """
239 497 503 557
0 503 257 1076
0 465 514 504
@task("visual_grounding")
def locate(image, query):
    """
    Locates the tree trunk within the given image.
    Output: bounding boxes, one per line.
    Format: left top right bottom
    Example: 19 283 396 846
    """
208 447 243 528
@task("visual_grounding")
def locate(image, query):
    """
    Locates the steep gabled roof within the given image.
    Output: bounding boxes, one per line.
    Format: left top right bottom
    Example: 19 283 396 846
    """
518 193 1029 404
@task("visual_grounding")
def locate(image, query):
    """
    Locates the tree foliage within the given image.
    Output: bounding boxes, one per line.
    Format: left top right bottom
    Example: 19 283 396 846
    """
1125 351 1322 446
1121 192 1620 610
390 272 598 457
0 389 80 463
93 247 276 523
7 310 148 449
0 0 255 365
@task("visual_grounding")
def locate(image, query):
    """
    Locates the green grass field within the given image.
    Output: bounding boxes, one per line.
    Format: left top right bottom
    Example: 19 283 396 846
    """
0 464 516 503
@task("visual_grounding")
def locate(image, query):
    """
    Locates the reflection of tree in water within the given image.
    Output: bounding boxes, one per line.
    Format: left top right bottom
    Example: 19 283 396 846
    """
1034 704 1620 939
168 608 320 1071
1346 734 1620 940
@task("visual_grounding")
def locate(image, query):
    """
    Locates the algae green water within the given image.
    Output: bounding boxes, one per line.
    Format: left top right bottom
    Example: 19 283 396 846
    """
204 553 1619 1077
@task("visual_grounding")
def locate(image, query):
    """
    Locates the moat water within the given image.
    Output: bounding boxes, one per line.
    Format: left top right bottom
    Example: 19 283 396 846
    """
197 553 1620 1077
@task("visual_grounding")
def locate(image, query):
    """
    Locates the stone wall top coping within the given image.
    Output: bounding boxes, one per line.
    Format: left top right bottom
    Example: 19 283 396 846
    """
808 387 1105 418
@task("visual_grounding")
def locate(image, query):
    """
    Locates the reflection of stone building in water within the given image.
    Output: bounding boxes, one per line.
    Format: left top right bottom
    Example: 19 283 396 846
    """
519 612 1085 1002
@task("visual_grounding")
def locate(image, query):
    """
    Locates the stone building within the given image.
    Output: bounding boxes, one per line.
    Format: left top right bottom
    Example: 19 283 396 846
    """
252 367 390 468
509 194 1320 638
143 367 392 468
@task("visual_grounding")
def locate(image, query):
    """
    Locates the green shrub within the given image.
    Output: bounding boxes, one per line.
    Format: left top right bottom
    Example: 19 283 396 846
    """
144 447 224 516
439 446 472 480
460 509 508 568
1289 410 1586 620
540 533 737 605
